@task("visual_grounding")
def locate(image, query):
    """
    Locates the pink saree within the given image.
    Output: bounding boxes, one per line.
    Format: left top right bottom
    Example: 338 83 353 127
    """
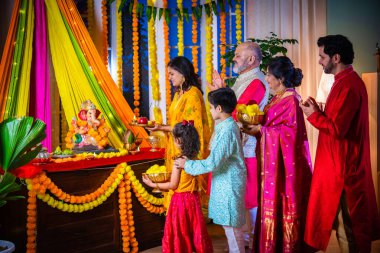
253 90 312 253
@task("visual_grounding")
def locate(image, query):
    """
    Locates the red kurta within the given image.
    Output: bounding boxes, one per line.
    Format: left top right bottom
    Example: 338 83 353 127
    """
232 79 266 209
304 66 380 253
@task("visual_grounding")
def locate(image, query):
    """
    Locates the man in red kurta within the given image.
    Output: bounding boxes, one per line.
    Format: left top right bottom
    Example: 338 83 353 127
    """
301 34 380 253
208 41 269 247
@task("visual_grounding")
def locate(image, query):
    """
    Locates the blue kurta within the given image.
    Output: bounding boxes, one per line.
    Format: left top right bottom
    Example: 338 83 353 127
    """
184 117 246 227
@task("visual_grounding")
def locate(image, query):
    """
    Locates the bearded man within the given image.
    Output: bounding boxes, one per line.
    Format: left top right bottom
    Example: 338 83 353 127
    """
300 34 380 253
209 41 269 248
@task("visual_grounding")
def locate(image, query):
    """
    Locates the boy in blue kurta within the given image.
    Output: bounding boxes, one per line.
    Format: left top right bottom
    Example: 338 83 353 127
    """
175 87 247 253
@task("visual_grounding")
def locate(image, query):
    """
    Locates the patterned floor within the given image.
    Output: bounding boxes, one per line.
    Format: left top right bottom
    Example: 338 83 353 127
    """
141 223 380 253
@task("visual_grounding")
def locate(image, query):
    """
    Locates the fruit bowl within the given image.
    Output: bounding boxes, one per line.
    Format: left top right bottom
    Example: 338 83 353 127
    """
237 112 264 125
143 172 171 192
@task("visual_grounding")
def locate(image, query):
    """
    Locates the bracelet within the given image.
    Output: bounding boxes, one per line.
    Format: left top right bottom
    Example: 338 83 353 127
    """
156 183 160 189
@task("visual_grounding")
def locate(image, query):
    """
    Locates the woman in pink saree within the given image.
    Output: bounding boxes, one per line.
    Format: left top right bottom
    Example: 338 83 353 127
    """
243 56 312 253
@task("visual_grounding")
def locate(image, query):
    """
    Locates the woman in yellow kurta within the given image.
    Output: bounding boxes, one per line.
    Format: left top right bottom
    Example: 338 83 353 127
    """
147 56 211 208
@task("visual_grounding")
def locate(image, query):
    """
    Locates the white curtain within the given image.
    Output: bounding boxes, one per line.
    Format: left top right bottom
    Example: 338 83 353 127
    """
245 0 327 162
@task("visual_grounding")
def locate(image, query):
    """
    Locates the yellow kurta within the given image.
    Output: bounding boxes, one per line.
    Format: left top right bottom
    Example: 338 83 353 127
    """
164 86 211 208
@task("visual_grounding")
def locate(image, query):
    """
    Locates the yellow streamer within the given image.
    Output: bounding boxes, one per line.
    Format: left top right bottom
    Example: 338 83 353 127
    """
45 0 123 148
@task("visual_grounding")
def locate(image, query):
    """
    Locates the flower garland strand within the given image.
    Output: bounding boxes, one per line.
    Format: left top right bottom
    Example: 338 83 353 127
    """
26 190 37 253
235 1 242 44
50 149 128 163
163 0 171 122
25 163 165 252
219 11 227 79
87 0 94 39
191 0 198 74
28 165 125 204
132 0 140 117
26 163 163 207
147 0 162 123
119 174 138 252
116 0 123 91
177 0 184 56
101 0 109 67
205 0 214 131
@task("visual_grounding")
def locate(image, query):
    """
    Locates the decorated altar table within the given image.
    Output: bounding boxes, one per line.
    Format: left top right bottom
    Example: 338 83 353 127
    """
0 148 166 253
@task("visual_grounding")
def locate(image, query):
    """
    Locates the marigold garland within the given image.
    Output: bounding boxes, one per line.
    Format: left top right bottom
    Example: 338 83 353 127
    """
101 0 109 66
177 0 184 56
119 174 138 252
132 0 140 117
163 0 171 122
50 149 128 163
147 0 160 102
235 2 242 44
28 165 125 203
24 163 164 252
116 0 123 91
219 11 227 79
26 190 37 253
191 0 198 74
205 0 214 131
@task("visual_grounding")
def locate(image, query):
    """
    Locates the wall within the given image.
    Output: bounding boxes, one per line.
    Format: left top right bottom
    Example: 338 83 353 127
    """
327 0 380 75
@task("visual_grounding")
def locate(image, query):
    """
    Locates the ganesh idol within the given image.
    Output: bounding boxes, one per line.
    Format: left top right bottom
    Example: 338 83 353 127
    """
65 100 110 150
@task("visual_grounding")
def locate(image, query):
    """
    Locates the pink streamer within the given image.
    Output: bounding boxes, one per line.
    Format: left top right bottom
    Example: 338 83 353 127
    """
30 0 52 151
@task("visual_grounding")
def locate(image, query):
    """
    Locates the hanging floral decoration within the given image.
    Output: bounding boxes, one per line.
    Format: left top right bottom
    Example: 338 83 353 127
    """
147 0 159 102
177 0 184 56
162 0 171 122
132 0 140 116
116 0 123 91
119 174 138 252
205 0 214 130
235 1 242 44
26 190 37 253
191 0 198 74
101 0 109 66
115 0 223 21
219 11 226 79
147 0 162 124
25 163 165 252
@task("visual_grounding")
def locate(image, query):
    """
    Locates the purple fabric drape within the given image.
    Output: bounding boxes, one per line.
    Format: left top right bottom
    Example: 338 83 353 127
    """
30 0 51 151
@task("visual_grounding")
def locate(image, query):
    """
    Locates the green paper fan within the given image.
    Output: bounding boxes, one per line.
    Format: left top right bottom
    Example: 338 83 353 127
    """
0 117 46 171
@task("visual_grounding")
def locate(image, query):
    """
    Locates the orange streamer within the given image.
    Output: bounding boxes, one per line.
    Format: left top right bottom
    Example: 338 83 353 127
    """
0 0 21 121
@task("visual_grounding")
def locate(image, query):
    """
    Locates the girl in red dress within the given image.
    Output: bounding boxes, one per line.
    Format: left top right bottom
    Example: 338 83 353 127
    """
143 121 213 253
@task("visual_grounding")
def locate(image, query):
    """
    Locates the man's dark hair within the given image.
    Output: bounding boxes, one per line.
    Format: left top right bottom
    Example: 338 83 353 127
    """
317 35 354 65
208 87 237 114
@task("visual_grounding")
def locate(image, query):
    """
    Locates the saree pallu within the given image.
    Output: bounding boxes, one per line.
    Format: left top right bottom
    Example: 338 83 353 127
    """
163 86 211 209
254 90 312 253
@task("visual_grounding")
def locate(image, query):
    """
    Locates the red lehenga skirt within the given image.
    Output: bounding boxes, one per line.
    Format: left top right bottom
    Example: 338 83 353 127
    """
162 191 213 253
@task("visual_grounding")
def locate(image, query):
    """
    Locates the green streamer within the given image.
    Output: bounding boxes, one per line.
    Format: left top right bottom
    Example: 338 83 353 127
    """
61 16 126 141
4 0 28 119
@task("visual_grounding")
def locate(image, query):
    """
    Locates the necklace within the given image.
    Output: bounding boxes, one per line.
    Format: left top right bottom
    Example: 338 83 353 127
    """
264 88 288 113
